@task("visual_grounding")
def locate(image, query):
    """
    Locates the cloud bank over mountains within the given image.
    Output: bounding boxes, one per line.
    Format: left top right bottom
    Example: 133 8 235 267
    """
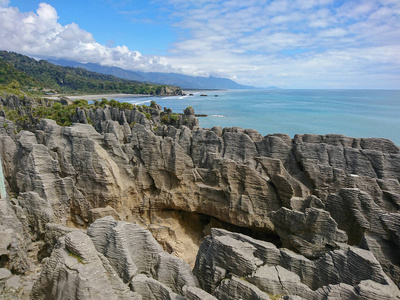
0 2 174 73
0 0 399 88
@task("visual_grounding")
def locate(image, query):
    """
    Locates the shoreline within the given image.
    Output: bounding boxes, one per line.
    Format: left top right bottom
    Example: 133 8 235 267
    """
44 93 150 101
182 89 226 94
44 90 225 101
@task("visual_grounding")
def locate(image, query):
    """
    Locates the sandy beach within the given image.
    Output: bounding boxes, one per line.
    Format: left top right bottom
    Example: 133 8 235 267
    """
44 93 149 101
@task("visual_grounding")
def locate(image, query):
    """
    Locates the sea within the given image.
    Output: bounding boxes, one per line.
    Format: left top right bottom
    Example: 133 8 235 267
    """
113 89 400 146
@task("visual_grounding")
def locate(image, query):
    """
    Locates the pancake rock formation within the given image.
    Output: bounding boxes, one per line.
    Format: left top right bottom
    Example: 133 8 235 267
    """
0 94 399 299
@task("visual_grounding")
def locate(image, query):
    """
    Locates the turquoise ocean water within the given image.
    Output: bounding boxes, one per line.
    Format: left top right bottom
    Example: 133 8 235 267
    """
113 89 400 146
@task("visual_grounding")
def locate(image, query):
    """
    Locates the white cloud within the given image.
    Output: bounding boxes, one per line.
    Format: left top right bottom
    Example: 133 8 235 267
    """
0 0 9 7
270 12 303 25
319 28 348 37
0 1 399 88
309 20 329 28
337 1 378 19
295 0 334 10
158 0 400 88
0 2 173 72
266 0 288 13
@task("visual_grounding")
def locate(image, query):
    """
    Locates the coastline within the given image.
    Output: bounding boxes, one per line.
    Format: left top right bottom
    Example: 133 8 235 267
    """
44 93 150 101
44 90 226 101
182 89 226 94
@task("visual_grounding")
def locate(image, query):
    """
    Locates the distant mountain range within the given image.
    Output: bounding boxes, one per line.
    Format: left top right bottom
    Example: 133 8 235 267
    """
0 51 182 95
48 59 256 90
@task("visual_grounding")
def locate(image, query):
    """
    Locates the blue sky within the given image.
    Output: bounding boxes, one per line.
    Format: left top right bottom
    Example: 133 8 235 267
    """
0 0 399 88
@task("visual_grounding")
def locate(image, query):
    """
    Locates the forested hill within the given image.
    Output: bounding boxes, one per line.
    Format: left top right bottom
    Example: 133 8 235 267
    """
0 51 182 96
0 57 41 87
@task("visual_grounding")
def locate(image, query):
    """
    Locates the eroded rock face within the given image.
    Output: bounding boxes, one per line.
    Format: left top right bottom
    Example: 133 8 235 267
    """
194 228 400 300
31 231 140 300
1 97 400 298
32 217 198 300
270 207 348 258
214 275 271 300
87 216 198 294
0 197 31 274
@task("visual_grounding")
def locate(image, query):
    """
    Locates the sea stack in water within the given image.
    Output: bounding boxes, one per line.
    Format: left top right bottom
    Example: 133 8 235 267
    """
0 94 399 299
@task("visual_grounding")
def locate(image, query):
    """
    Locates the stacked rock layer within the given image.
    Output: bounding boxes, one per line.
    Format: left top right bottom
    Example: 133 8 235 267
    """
0 94 399 299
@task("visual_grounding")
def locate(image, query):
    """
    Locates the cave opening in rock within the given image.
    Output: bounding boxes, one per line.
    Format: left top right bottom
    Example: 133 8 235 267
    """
199 212 282 247
160 209 282 245
0 254 10 269
142 208 282 267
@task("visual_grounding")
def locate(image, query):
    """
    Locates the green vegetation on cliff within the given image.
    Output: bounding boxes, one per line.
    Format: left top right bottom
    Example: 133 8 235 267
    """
0 51 182 96
0 59 40 87
1 96 159 130
3 98 90 127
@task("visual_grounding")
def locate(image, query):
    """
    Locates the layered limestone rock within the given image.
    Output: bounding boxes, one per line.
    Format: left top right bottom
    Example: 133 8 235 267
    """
214 275 271 300
183 285 217 300
194 228 400 299
87 216 198 294
0 197 31 274
32 217 198 300
0 96 400 298
270 207 348 258
0 94 198 137
31 231 140 300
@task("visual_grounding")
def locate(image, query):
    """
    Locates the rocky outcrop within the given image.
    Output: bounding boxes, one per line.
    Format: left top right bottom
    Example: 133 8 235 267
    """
87 216 198 294
0 94 53 111
31 231 140 300
381 213 400 248
32 217 198 300
194 228 400 299
0 94 199 136
0 96 400 298
130 274 184 300
214 275 271 300
0 197 31 274
270 207 348 258
155 86 183 97
183 285 217 300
